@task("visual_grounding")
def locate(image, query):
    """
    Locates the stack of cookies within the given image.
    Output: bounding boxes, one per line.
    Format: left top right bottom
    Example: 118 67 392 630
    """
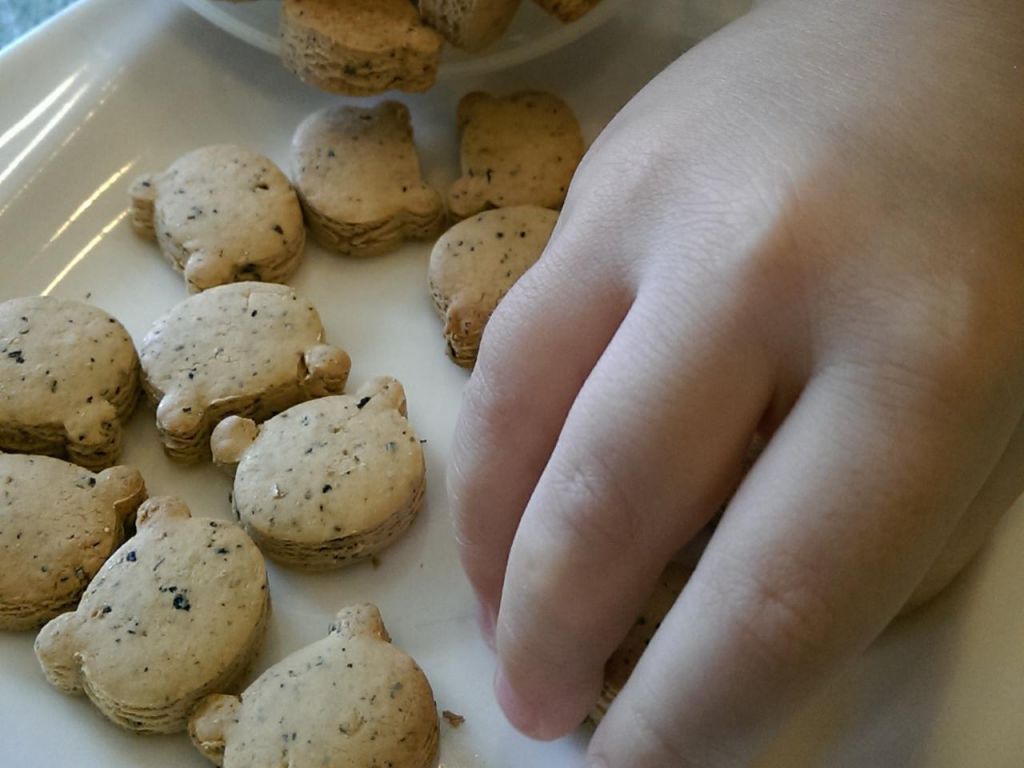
279 0 607 95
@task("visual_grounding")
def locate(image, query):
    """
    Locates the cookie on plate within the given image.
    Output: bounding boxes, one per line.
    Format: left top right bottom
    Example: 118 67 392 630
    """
130 145 305 292
448 90 584 219
189 603 438 768
533 0 601 22
280 0 443 96
418 0 522 52
590 560 691 724
210 376 425 569
0 455 145 632
35 496 270 734
429 205 558 367
140 282 351 463
291 102 445 257
0 297 140 470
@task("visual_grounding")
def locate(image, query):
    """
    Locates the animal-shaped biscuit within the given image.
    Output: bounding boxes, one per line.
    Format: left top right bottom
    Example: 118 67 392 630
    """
0 297 140 470
130 145 305 292
448 91 584 219
533 0 601 21
35 496 270 734
280 0 443 96
429 205 558 367
291 102 445 257
210 377 426 569
139 282 351 463
419 0 522 51
0 455 145 631
189 604 438 768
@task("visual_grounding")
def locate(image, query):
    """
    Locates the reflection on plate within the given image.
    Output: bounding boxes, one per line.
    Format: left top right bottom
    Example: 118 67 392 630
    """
178 0 630 78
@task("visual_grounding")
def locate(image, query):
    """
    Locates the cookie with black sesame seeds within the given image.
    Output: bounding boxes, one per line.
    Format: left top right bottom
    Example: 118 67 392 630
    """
139 282 351 463
291 102 445 257
532 0 602 22
130 145 305 292
418 0 523 52
210 376 425 569
189 603 438 768
34 496 270 734
429 205 558 367
0 454 145 631
0 296 140 470
448 90 584 219
280 0 443 96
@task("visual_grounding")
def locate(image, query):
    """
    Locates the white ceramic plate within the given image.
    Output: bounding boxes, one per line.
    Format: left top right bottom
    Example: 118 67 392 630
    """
2 1 1024 767
179 0 630 78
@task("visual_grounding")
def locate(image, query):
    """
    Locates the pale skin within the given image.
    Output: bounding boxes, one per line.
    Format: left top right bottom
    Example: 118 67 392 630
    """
448 0 1024 765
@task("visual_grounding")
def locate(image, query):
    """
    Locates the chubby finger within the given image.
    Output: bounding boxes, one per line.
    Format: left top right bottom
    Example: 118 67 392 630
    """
493 285 775 739
907 411 1024 609
587 367 1019 768
449 228 631 634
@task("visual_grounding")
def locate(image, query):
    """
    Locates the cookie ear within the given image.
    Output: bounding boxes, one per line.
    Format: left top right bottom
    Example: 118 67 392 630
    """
210 416 260 474
156 389 206 445
136 496 192 528
94 466 148 528
328 603 390 643
34 612 86 695
64 400 121 469
184 251 234 294
188 693 241 767
129 174 158 241
302 344 351 397
443 301 489 368
354 376 407 416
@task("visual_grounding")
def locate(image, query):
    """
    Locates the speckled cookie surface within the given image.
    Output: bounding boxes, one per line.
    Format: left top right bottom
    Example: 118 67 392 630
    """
0 455 145 631
34 496 270 734
189 604 438 768
291 102 445 257
129 145 305 292
280 0 443 96
418 0 522 52
211 377 425 569
429 205 558 367
448 91 584 219
139 282 351 463
0 297 140 470
590 561 691 724
532 0 601 21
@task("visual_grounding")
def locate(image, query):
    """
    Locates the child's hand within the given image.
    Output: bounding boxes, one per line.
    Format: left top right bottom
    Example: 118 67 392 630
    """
449 0 1024 764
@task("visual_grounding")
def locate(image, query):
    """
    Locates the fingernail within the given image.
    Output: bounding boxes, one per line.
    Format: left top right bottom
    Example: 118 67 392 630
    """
495 663 539 736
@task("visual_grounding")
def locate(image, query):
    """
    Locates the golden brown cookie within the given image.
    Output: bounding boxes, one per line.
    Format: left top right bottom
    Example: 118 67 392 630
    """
419 0 523 51
130 145 305 292
210 377 426 569
0 455 145 631
0 297 140 470
280 0 443 95
139 282 351 463
291 102 445 257
189 604 438 768
448 90 584 219
429 205 558 366
35 497 270 734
